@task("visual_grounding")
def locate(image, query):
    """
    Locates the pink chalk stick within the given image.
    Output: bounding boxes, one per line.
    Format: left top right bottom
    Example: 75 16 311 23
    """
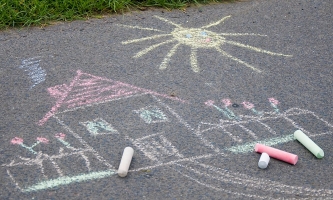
255 143 298 165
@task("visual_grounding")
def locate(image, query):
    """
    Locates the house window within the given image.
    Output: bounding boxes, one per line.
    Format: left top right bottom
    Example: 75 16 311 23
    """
80 118 118 136
133 106 169 124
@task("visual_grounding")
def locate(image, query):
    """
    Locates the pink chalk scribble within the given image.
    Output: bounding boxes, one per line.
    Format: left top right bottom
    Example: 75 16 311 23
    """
37 137 49 144
11 137 23 145
38 70 187 126
242 102 254 109
205 100 215 106
222 99 232 107
268 98 279 105
55 133 66 140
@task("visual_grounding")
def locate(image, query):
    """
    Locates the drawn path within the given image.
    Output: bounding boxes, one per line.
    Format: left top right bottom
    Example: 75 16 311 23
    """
0 0 332 199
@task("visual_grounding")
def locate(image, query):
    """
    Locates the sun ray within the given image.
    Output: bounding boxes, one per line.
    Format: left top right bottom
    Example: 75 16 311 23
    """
216 47 262 73
224 40 292 57
116 24 165 32
190 48 200 72
160 43 181 70
134 39 176 58
122 34 172 45
154 15 183 28
201 15 231 29
120 15 293 73
218 33 268 37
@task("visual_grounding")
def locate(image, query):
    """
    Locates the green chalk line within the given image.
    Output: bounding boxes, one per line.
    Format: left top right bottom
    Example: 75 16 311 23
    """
226 134 295 154
23 170 117 192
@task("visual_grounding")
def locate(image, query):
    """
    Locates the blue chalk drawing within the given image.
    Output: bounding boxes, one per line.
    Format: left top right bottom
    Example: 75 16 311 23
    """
80 118 118 136
134 106 169 124
19 57 46 89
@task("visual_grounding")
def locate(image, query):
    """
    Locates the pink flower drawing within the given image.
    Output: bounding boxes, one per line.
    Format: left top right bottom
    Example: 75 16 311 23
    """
11 137 23 145
222 99 232 107
55 133 66 140
204 100 215 106
242 102 254 109
268 98 279 105
37 137 49 144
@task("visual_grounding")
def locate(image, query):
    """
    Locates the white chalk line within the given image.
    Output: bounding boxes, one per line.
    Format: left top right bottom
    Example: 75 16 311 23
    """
6 170 22 190
153 96 220 153
198 107 330 134
128 133 183 163
171 164 267 199
179 161 333 197
53 116 113 169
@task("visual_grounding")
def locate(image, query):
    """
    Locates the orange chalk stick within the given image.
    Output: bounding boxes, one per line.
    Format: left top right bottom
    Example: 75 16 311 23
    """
255 143 298 165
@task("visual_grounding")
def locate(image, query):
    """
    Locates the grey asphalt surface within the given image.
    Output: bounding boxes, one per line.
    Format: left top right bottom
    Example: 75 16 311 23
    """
1 0 333 199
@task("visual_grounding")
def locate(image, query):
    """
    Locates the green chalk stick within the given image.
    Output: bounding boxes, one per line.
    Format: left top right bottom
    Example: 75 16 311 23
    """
294 130 324 158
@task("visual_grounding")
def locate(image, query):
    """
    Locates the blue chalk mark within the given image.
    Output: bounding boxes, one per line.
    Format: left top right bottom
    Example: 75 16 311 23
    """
186 34 192 38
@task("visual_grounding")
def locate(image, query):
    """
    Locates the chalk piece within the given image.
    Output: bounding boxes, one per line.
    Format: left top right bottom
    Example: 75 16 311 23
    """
258 152 270 169
294 130 324 158
118 147 134 177
255 143 298 165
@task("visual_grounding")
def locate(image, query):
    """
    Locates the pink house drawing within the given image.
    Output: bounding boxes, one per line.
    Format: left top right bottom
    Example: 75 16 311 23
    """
37 70 214 174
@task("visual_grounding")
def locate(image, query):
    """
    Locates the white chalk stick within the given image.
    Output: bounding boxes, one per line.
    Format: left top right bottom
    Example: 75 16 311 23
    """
258 152 270 169
118 147 134 177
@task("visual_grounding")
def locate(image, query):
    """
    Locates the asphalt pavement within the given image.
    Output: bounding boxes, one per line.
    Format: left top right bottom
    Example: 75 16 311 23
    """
1 0 333 199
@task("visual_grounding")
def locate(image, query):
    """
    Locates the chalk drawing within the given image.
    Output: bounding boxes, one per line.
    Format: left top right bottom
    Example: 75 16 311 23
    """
80 118 118 136
19 57 46 89
4 133 113 190
22 170 117 192
268 97 280 113
119 15 292 73
133 106 169 124
205 99 239 120
4 71 333 198
55 133 72 148
11 137 49 155
38 70 186 126
172 160 333 199
128 133 183 163
242 101 263 116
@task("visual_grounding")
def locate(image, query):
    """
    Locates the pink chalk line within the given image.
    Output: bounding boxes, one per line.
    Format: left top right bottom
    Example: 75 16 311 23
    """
38 70 187 126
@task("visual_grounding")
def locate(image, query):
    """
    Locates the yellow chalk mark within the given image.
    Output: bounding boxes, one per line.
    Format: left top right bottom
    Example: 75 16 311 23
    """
154 15 183 28
190 48 199 72
134 39 176 58
120 15 293 73
218 33 267 37
160 43 181 70
201 15 231 29
216 47 262 73
225 40 292 57
122 34 172 44
116 24 165 32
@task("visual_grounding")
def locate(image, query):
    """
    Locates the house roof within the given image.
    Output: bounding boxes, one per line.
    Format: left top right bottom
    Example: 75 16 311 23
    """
38 70 186 125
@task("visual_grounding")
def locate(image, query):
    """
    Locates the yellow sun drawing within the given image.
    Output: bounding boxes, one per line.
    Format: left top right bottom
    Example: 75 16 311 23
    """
119 15 292 73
